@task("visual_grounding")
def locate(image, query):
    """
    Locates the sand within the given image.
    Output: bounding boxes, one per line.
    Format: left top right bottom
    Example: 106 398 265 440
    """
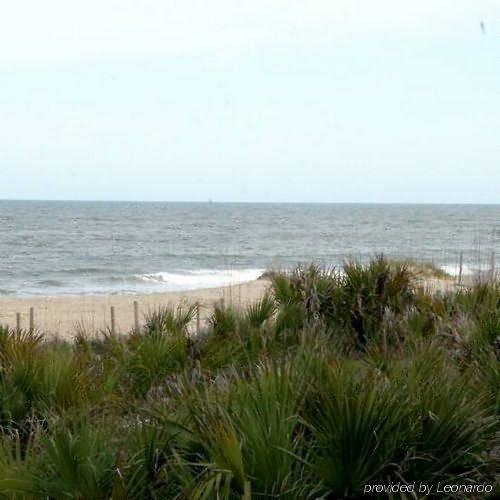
0 279 270 339
0 274 465 340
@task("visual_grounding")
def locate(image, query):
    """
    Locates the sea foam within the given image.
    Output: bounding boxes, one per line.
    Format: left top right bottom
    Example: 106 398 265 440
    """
135 268 264 291
440 264 475 277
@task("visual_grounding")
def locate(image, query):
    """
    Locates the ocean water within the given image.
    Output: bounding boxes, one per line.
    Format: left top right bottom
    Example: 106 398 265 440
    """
0 201 499 296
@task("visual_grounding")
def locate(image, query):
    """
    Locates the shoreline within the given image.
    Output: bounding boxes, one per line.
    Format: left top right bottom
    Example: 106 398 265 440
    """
0 279 270 339
0 273 473 340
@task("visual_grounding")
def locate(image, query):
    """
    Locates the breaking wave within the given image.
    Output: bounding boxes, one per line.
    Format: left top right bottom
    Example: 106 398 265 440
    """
134 268 264 291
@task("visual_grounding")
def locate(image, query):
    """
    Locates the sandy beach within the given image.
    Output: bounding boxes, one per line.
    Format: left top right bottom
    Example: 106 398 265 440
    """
0 274 463 340
0 279 270 339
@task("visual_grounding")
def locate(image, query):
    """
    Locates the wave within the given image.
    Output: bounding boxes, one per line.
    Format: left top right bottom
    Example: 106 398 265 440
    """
62 267 110 275
0 268 265 297
134 268 264 290
440 264 474 277
440 263 493 277
36 279 65 287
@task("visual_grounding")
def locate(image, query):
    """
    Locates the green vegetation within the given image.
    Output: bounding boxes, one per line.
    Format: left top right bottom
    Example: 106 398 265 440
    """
0 257 498 499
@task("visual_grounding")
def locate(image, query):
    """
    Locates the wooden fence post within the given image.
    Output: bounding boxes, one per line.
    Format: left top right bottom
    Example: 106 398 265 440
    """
196 302 200 335
110 306 116 336
16 312 21 332
29 307 34 332
490 251 495 282
133 301 139 332
458 251 463 286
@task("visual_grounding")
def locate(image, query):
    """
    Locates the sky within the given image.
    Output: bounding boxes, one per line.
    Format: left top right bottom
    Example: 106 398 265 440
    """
0 0 499 203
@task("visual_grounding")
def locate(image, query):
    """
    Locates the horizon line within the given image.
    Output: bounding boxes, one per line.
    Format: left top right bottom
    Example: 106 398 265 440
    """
0 198 499 206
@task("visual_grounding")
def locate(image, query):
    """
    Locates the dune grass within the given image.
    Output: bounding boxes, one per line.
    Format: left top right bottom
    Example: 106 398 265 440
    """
0 257 498 498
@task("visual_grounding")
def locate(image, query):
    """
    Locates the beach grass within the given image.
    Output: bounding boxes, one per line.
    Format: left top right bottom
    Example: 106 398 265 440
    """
0 257 498 498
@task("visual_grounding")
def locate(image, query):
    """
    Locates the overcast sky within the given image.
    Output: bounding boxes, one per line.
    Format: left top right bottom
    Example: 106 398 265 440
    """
1 0 499 203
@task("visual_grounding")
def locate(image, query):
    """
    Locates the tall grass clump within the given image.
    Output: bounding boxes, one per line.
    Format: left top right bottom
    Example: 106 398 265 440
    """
127 331 187 396
269 256 417 348
143 302 196 336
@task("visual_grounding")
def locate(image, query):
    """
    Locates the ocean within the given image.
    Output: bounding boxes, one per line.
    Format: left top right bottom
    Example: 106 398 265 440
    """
0 201 498 296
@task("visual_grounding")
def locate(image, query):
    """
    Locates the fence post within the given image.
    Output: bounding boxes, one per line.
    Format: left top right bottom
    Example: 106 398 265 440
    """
16 312 21 332
196 301 200 335
110 306 116 336
29 307 34 332
133 301 139 332
490 251 495 282
458 251 463 286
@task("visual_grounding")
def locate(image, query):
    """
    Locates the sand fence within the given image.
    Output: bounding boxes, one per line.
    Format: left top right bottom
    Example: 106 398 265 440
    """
0 280 269 339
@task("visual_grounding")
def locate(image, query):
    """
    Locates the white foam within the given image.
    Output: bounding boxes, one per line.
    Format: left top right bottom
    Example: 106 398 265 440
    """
440 264 475 277
440 263 495 277
135 268 264 291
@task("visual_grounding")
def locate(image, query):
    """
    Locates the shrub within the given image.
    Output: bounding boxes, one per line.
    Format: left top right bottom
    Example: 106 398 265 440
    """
127 332 187 396
0 259 497 499
143 303 196 336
